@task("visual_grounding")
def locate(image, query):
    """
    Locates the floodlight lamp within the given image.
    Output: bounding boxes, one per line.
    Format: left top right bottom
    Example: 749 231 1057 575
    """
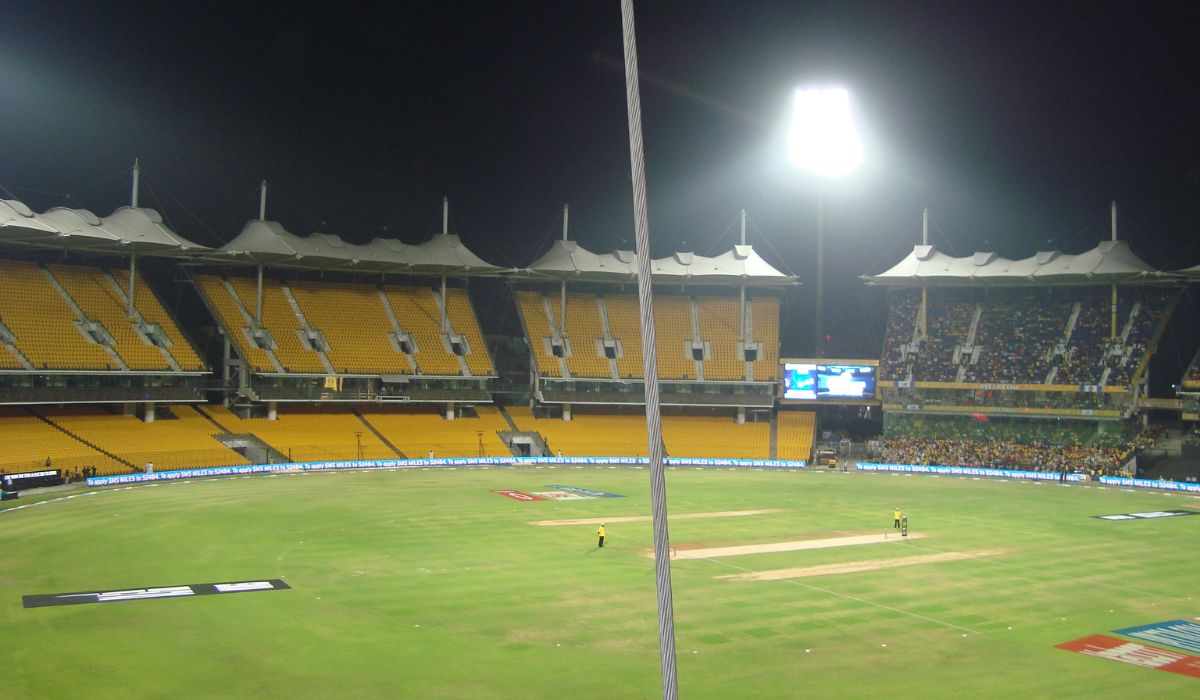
787 87 862 177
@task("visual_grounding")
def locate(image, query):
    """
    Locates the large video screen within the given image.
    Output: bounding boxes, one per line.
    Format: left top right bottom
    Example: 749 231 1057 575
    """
782 363 876 400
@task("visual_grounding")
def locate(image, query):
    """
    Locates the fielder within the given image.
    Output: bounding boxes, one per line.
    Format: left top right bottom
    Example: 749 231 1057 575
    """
597 523 606 548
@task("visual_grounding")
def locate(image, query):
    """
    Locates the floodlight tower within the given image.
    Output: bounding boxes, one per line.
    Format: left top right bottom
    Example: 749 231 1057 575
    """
787 87 862 355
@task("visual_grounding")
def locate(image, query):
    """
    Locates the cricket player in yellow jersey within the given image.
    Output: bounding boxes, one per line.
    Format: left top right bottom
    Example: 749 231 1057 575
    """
597 523 606 548
893 507 903 529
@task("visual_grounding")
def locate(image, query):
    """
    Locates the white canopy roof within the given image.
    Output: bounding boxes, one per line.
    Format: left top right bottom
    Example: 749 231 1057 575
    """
210 219 507 275
0 199 209 254
521 240 796 286
865 241 1167 286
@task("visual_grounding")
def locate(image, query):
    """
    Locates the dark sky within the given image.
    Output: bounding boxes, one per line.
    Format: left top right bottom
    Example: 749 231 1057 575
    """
3 1 1200 375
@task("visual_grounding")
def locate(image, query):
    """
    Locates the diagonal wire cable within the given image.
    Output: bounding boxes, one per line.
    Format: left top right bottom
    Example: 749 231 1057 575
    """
619 2 678 698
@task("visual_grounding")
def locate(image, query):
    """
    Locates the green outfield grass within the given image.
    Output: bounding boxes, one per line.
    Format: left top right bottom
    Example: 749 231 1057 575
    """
3 467 1199 698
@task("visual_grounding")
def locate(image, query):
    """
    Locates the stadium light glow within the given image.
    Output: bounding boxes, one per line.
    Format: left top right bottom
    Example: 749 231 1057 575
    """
787 87 862 176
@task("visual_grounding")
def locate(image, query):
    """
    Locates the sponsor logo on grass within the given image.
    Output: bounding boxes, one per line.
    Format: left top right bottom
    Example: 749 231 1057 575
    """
1114 620 1200 655
1094 510 1200 521
531 491 590 500
23 579 290 608
547 485 624 498
1057 634 1200 679
492 490 545 501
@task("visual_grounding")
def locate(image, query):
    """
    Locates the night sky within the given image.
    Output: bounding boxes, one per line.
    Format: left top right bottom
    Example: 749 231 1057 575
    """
3 1 1200 381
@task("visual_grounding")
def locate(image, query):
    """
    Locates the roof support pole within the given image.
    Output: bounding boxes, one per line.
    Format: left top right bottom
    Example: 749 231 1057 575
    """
440 275 448 332
920 208 929 338
1110 202 1118 340
259 180 268 220
255 265 264 325
128 253 137 319
815 192 825 356
1111 284 1118 341
620 2 678 697
739 209 747 338
442 197 449 235
131 159 140 207
561 205 569 332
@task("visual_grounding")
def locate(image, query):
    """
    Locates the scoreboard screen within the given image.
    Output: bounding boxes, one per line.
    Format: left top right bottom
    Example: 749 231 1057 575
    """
782 363 876 400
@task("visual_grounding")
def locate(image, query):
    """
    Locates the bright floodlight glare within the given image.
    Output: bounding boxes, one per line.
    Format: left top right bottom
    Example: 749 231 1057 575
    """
788 87 862 176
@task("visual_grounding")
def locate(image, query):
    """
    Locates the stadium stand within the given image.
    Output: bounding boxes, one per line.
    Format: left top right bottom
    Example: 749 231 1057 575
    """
555 293 611 379
0 407 118 475
196 275 494 377
777 411 816 461
0 260 120 370
289 280 407 375
226 406 395 462
751 296 780 382
880 286 1173 387
118 271 205 371
516 291 565 378
602 294 644 380
47 264 169 371
360 405 510 457
508 406 647 456
507 406 769 458
40 406 248 473
698 296 745 380
653 295 698 380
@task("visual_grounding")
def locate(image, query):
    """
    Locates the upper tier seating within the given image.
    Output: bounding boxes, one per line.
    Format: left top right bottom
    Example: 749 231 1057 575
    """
195 275 494 377
880 287 1173 386
517 291 779 382
0 260 201 372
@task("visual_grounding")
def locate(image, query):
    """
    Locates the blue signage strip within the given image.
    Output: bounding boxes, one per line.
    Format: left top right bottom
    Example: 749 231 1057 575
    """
86 457 807 486
1114 620 1200 655
1099 476 1200 494
858 463 1085 482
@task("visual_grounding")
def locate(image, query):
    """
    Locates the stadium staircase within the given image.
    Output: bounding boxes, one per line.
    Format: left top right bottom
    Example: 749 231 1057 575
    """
26 407 136 471
351 409 406 457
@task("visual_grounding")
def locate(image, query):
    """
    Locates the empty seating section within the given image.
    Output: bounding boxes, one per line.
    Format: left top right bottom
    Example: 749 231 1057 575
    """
48 264 168 370
699 296 744 380
516 291 563 377
0 260 112 370
119 272 205 370
519 291 780 382
751 296 780 381
445 288 495 376
0 408 117 474
603 294 644 379
228 277 326 373
661 414 769 459
508 406 647 456
193 275 277 372
228 407 394 462
361 405 510 457
777 411 816 461
556 294 610 378
386 287 462 376
45 406 248 473
290 281 407 374
653 295 697 380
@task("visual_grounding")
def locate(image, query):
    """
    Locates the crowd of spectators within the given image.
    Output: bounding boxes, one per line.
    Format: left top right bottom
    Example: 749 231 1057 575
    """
882 437 1125 474
880 287 1174 387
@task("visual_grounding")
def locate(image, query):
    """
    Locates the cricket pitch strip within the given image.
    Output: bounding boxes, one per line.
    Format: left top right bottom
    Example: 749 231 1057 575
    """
716 549 1005 581
651 532 928 560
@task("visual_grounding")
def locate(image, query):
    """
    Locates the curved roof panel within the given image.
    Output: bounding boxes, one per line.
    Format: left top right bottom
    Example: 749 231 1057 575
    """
521 240 795 286
865 241 1166 286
